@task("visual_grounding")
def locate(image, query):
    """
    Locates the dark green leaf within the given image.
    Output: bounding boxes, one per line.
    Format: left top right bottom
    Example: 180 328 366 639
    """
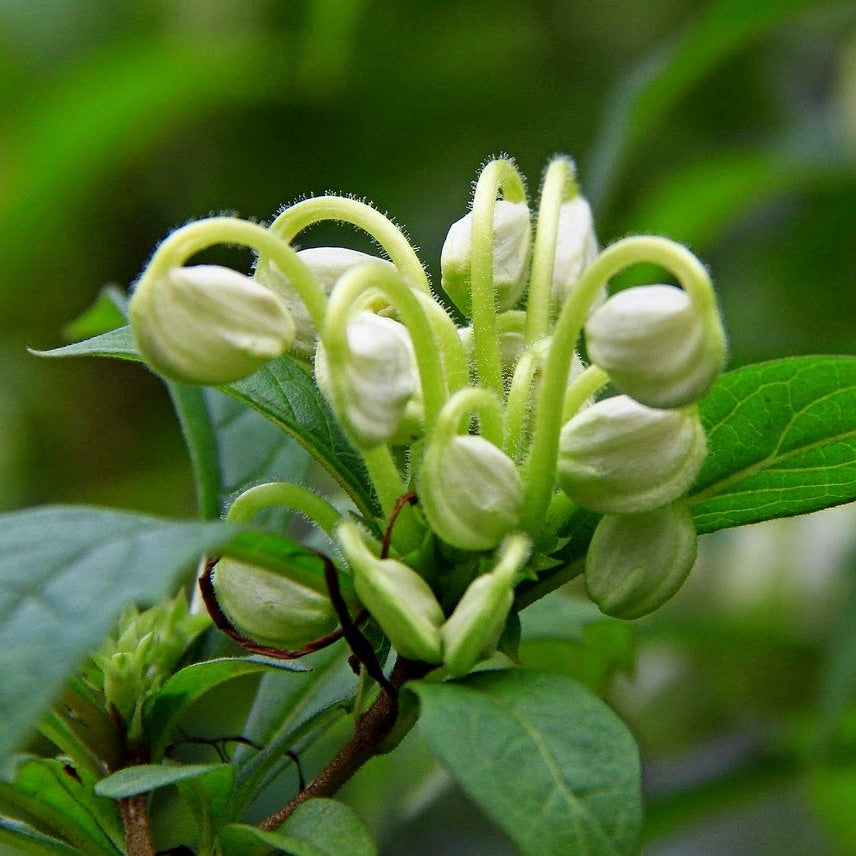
0 506 239 763
94 763 227 799
690 356 856 532
220 799 377 856
227 357 378 516
0 758 123 856
175 764 235 837
411 670 642 856
206 389 310 530
145 656 308 761
37 678 123 778
0 817 81 856
37 330 378 517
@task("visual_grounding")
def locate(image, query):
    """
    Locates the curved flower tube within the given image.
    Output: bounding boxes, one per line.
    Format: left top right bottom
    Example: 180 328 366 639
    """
417 387 523 551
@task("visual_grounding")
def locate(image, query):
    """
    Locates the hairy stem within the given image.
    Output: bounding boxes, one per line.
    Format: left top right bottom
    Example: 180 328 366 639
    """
119 793 156 856
260 657 432 830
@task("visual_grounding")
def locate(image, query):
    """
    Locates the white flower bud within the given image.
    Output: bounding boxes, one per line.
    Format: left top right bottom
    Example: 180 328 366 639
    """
458 325 526 376
212 558 337 649
130 264 295 385
585 284 726 408
256 248 395 356
585 503 698 619
418 435 523 551
315 311 423 448
441 200 531 316
557 395 706 514
338 523 444 663
551 196 601 309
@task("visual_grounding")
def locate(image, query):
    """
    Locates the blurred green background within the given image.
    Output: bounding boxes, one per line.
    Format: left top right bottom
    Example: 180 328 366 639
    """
2 0 856 853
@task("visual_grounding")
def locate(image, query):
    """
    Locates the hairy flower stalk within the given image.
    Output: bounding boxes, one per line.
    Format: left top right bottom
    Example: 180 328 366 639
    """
127 157 728 817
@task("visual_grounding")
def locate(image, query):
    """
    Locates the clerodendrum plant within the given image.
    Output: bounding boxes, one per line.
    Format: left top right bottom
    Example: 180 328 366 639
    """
3 155 856 856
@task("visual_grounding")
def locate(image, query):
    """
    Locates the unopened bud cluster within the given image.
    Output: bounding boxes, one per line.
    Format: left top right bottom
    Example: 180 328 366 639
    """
129 154 726 674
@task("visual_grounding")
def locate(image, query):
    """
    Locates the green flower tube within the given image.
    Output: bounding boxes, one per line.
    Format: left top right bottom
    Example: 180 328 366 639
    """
337 522 444 663
441 535 530 677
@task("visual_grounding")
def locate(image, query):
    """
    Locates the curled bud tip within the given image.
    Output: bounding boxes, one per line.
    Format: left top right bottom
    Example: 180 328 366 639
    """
338 523 444 663
315 311 422 448
130 264 295 385
558 395 706 514
257 248 395 356
552 196 600 308
419 435 524 551
441 200 531 316
586 284 726 408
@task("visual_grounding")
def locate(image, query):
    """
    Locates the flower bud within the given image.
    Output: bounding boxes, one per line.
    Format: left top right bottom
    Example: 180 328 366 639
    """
441 200 531 316
256 248 395 356
585 503 697 619
338 523 444 663
458 325 526 377
418 435 524 551
551 196 601 308
440 535 528 676
585 284 726 408
315 311 423 448
442 574 514 677
130 264 295 385
557 395 706 514
212 558 337 649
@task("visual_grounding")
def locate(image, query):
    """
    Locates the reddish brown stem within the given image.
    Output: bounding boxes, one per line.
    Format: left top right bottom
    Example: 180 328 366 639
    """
119 793 156 856
259 657 432 831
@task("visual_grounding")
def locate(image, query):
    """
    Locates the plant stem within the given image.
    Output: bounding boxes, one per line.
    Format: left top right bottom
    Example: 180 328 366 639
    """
119 794 156 856
259 657 432 830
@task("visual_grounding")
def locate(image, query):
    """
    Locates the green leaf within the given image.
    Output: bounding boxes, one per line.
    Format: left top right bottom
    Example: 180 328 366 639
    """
0 817 81 856
0 506 240 763
94 763 227 799
31 326 139 361
220 799 377 856
518 596 636 693
0 758 123 856
586 0 834 206
175 764 236 840
61 286 127 342
37 678 123 778
207 389 310 530
145 656 308 761
37 329 379 517
227 357 378 516
410 670 642 856
167 382 223 520
689 356 856 533
230 643 356 818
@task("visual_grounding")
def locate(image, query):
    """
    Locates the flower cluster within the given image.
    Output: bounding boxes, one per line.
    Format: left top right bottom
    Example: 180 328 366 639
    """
128 155 726 673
